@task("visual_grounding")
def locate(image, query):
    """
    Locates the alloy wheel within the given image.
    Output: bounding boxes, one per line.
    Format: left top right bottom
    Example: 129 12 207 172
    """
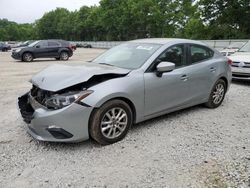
24 53 33 62
60 52 69 60
100 107 128 139
212 83 225 104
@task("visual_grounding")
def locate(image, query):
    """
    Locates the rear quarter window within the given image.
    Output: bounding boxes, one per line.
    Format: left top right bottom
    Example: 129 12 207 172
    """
190 45 214 64
48 41 60 47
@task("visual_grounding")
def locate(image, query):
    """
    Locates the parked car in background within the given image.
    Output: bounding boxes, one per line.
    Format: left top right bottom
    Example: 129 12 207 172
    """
220 41 246 56
0 42 11 52
229 40 250 81
16 40 34 48
18 38 231 144
12 40 74 62
76 43 92 48
6 41 19 48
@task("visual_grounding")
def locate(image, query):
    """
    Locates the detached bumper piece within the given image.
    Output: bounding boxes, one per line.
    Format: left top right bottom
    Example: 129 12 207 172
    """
18 93 34 123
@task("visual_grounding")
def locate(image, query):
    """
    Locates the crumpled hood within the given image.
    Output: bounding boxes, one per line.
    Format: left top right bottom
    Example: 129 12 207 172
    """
229 52 250 62
31 63 130 92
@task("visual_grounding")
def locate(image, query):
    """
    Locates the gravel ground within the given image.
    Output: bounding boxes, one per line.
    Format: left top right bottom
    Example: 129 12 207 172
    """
0 49 249 188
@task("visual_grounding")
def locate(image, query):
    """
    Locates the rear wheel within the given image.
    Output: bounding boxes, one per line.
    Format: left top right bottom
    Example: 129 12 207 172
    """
2 48 7 52
89 100 133 145
205 79 226 108
60 51 69 61
55 57 60 60
22 52 33 62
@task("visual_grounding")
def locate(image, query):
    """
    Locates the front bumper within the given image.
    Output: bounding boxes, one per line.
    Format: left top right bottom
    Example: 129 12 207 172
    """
231 67 250 81
12 52 22 60
18 93 93 142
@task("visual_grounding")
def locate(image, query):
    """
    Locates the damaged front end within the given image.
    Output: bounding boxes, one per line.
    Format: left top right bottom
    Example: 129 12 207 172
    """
17 70 129 142
27 73 126 110
30 85 93 110
18 93 34 124
17 88 93 142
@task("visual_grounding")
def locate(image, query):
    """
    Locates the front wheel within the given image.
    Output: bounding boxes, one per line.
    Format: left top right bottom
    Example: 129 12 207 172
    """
205 79 226 108
89 100 133 145
60 51 69 61
22 52 33 62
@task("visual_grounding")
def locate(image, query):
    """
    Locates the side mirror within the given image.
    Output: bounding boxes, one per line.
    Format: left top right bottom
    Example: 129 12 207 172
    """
36 45 40 48
156 62 175 77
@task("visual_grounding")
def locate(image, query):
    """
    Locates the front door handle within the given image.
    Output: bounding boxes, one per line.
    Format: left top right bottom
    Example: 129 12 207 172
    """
210 67 216 72
181 75 188 81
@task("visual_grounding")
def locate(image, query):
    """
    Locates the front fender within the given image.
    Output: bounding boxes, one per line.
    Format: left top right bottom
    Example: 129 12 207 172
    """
82 71 145 123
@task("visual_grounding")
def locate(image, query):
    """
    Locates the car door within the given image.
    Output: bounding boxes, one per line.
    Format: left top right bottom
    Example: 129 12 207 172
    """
183 44 216 102
144 44 191 117
47 41 61 57
33 41 49 58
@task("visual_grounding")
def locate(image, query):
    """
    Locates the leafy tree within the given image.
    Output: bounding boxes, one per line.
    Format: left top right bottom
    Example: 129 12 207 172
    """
199 0 250 39
0 0 249 41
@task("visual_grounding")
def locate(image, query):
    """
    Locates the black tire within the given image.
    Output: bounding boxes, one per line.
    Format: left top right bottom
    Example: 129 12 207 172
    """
22 52 33 62
89 99 133 145
60 51 69 61
2 48 7 52
55 57 60 60
205 79 226 108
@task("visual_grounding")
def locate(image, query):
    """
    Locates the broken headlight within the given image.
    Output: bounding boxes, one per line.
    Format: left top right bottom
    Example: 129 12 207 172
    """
45 90 93 109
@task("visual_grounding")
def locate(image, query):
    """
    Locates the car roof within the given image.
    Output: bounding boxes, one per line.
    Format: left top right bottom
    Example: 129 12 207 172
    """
130 38 206 46
36 39 69 45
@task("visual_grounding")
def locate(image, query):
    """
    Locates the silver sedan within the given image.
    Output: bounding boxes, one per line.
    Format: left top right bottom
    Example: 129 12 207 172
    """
18 38 232 145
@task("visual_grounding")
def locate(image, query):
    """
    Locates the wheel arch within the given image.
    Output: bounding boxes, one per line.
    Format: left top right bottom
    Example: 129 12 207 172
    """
219 76 228 91
21 51 34 60
59 48 70 54
89 96 137 125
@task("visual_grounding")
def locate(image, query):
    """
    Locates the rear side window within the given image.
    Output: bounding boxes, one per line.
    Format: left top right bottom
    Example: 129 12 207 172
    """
48 41 60 47
190 45 214 64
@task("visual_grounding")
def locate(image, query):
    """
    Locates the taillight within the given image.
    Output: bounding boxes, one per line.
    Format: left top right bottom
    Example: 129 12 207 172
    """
227 59 232 65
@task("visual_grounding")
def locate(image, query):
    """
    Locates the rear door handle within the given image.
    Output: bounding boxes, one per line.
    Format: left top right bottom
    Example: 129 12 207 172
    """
210 67 216 72
181 75 188 81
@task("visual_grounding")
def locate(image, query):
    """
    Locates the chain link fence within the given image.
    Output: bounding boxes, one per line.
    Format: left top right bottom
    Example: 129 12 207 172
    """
74 39 249 50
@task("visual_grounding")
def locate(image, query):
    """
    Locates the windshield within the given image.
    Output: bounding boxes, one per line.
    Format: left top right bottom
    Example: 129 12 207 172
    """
238 41 250 52
28 41 39 47
92 43 161 69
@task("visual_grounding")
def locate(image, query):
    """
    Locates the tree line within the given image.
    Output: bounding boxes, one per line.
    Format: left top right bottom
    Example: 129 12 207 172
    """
0 0 249 41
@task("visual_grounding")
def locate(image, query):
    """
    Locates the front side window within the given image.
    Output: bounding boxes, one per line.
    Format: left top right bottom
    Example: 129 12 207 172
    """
157 45 185 67
190 45 214 64
93 43 161 69
36 41 48 48
28 41 39 47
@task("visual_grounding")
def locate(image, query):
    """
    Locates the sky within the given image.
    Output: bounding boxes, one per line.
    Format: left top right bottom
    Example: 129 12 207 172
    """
0 0 100 23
